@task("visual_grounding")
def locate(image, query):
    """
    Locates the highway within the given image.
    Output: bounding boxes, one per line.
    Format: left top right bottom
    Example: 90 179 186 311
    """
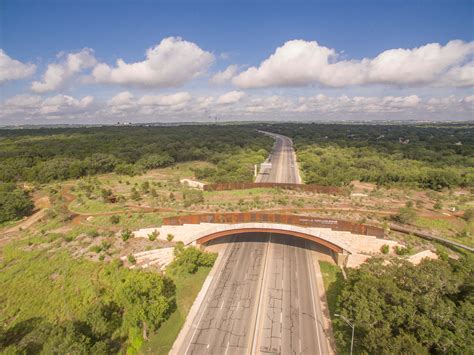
255 131 302 184
174 132 330 355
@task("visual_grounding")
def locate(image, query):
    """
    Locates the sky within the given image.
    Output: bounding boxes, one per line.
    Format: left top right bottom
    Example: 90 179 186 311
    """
1 0 473 125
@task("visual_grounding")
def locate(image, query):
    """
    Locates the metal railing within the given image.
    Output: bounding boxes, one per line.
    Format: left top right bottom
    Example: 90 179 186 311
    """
163 212 384 237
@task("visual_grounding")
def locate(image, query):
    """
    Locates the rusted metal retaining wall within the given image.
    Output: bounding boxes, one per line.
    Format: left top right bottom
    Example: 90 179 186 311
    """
203 182 345 195
163 212 384 238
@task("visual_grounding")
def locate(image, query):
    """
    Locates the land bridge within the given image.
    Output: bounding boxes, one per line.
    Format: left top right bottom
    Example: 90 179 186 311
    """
135 213 397 267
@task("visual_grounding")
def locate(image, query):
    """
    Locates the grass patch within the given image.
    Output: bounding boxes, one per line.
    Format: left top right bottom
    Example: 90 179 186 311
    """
87 212 165 229
319 261 344 317
69 198 124 214
0 247 127 326
414 216 463 233
143 266 211 354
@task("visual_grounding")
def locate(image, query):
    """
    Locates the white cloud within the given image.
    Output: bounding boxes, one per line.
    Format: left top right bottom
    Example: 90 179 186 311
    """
209 64 239 84
107 91 135 110
0 50 36 84
1 94 94 120
2 92 473 123
92 37 214 87
440 61 474 87
138 92 191 106
31 48 96 93
216 90 246 104
40 94 94 114
233 39 474 88
462 95 474 104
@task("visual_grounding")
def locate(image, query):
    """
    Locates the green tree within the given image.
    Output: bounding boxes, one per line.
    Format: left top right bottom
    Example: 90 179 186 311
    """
0 183 34 223
117 272 175 339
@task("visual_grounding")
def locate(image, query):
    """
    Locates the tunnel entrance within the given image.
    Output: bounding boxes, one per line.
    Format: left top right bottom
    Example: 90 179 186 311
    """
202 231 338 265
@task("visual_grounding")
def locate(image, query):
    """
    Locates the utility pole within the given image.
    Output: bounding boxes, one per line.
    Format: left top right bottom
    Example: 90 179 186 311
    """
335 314 355 355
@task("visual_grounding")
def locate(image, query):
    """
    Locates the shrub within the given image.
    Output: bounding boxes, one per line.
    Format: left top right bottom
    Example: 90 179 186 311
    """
393 207 416 224
110 215 120 224
381 244 390 254
127 254 136 264
182 189 204 207
167 233 174 242
198 251 218 266
463 208 474 222
101 240 111 251
121 229 134 241
433 201 443 210
169 245 217 274
89 245 102 253
130 188 141 201
87 230 100 238
395 245 412 255
148 230 159 241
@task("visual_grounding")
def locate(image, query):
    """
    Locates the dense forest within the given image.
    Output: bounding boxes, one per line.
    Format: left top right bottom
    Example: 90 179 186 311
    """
0 125 272 184
334 255 474 354
255 123 474 189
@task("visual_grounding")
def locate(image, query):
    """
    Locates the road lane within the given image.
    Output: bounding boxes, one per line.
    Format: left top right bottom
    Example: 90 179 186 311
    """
181 234 269 355
256 131 301 184
175 130 331 355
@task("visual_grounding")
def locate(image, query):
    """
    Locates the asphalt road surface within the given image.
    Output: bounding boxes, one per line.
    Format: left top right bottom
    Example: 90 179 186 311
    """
175 132 329 355
255 132 302 184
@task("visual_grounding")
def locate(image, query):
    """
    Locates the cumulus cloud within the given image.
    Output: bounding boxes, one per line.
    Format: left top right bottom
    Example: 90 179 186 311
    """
92 37 214 87
233 39 474 88
40 94 94 114
2 91 473 123
2 94 94 120
31 48 96 93
0 50 36 84
209 64 239 84
138 92 191 106
107 91 136 112
216 90 246 104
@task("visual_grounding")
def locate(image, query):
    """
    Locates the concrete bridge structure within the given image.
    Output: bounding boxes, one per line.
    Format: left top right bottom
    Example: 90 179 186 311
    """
133 220 401 269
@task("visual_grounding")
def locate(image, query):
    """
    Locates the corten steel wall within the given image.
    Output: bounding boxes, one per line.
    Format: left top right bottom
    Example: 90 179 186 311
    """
203 182 345 195
162 212 384 237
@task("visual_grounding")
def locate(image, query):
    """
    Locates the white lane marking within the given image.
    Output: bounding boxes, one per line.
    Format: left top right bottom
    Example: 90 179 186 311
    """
250 234 272 354
184 245 232 355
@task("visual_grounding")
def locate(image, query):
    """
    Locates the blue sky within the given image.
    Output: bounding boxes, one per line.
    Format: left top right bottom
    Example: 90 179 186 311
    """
1 0 473 124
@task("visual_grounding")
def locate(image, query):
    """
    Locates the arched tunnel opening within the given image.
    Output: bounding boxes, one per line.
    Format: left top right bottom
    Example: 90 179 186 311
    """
201 231 339 265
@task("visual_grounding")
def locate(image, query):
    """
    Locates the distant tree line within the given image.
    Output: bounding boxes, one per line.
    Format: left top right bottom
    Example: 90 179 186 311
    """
254 123 474 189
0 125 273 184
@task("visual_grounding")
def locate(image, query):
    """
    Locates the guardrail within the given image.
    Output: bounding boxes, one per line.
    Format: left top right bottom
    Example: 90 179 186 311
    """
203 182 346 195
163 212 384 237
390 223 474 252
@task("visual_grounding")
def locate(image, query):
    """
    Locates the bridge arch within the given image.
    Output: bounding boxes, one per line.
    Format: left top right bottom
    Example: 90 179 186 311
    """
191 223 352 256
